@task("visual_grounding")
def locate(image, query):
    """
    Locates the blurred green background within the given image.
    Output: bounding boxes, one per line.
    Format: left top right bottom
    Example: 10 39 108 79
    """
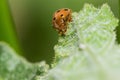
0 0 119 64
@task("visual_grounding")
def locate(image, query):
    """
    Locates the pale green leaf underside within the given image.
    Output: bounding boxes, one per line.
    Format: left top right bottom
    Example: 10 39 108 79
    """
0 42 38 80
36 4 119 80
0 42 48 80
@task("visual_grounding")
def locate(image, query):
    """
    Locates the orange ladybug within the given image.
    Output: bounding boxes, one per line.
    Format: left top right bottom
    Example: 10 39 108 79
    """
52 8 72 35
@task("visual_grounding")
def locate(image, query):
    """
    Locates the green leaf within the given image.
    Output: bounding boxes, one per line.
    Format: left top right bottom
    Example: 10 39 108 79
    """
36 4 119 80
0 42 36 80
0 42 49 80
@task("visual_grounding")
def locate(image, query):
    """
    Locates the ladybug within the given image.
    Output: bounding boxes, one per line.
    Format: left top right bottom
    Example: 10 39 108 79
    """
52 8 72 35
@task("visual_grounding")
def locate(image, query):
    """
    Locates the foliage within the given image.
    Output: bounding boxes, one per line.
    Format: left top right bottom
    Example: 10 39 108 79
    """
0 42 37 80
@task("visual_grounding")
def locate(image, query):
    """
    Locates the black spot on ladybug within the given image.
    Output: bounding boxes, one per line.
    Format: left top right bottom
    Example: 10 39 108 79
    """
53 17 56 20
64 9 69 11
56 10 60 13
61 14 63 17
